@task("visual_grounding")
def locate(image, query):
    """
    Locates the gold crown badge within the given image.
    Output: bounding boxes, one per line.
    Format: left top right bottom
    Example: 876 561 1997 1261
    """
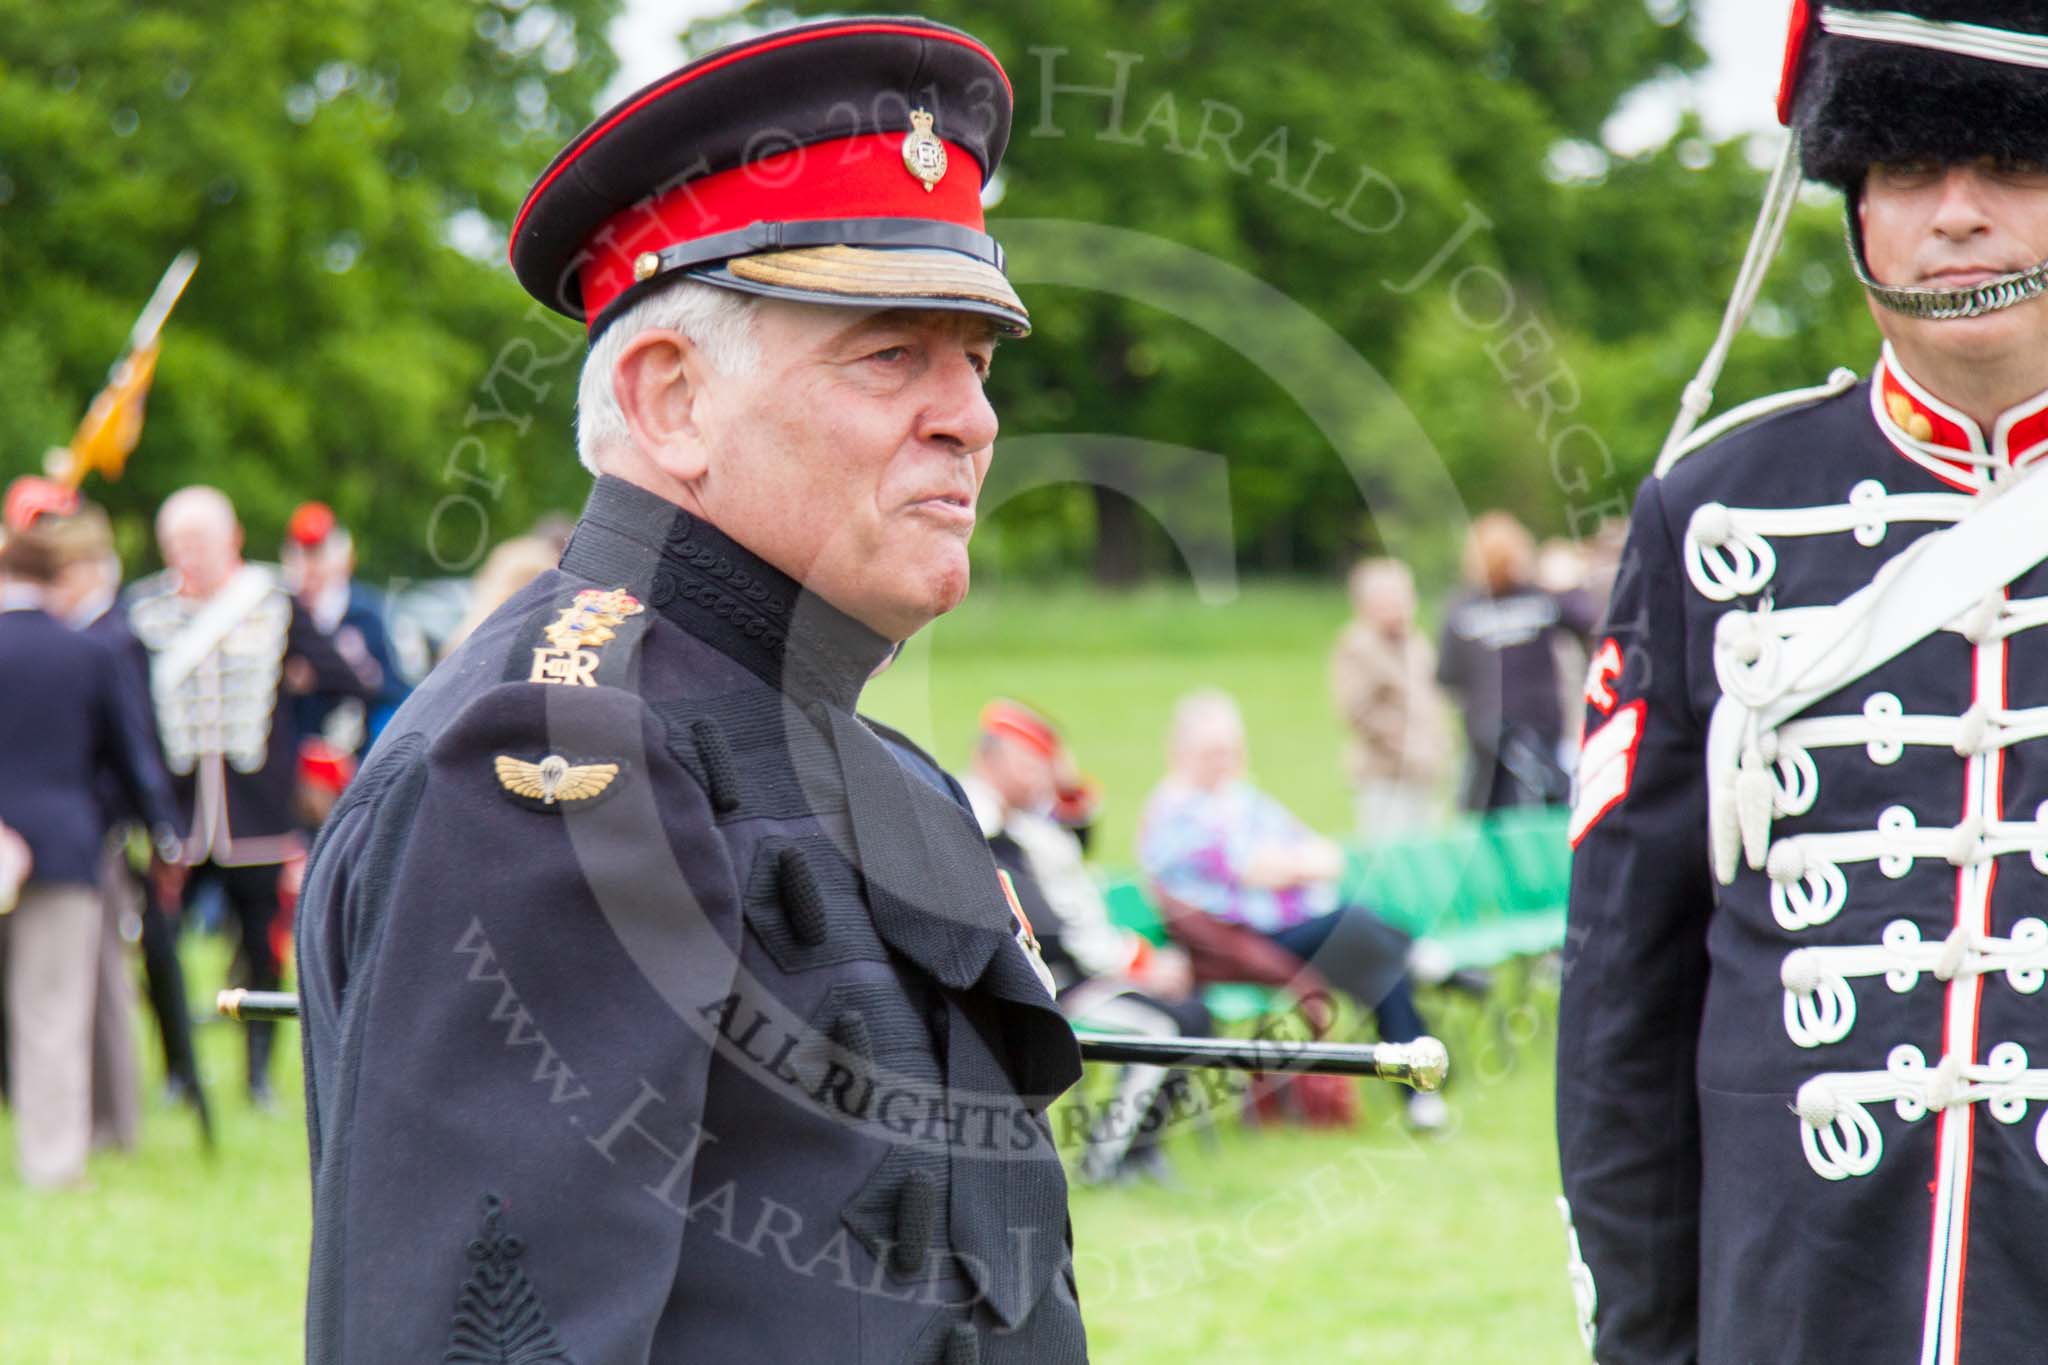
901 108 947 193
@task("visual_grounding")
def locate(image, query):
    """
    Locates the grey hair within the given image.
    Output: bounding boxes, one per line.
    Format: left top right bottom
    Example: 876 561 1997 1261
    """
574 279 762 475
1168 688 1245 755
156 484 238 540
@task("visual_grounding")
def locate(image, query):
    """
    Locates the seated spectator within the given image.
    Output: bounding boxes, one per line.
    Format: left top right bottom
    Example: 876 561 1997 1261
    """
1329 557 1451 842
1139 689 1447 1131
961 700 1211 1183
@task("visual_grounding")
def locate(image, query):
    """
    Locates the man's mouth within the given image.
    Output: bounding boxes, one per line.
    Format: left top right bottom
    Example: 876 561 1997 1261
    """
1921 265 2018 288
907 492 976 526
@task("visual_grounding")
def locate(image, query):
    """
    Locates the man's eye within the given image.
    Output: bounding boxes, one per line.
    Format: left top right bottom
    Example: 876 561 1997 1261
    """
869 346 910 364
1991 155 2048 179
1875 158 1940 182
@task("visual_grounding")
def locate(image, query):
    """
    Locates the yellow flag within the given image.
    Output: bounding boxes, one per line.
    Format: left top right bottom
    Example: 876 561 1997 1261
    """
57 341 159 489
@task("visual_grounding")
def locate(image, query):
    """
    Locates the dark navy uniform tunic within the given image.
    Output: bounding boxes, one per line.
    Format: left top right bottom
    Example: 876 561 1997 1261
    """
1558 353 2048 1365
299 476 1086 1363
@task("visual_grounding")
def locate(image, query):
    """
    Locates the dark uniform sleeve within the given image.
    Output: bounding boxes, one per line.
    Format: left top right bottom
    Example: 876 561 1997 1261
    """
1555 474 1714 1365
287 599 379 699
353 606 413 740
1557 584 1601 642
298 678 744 1363
89 635 179 843
1435 600 1470 698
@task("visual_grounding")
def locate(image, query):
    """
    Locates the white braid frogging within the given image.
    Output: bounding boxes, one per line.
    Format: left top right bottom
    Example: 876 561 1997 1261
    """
1795 1043 2048 1181
1704 563 2040 885
1781 919 2048 1048
1685 482 1971 602
1762 806 2048 931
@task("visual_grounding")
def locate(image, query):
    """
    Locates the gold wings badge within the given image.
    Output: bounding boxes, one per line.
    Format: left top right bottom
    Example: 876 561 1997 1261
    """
495 754 619 806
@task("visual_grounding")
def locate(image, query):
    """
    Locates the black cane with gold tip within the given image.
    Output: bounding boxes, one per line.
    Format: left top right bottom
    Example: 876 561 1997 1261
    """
218 990 1449 1092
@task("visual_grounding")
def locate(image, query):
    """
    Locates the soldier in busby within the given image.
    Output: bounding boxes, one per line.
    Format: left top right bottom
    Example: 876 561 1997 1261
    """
1559 4 2048 1362
296 18 1088 1363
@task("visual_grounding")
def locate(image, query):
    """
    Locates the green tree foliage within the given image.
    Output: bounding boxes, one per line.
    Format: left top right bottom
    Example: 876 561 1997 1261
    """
0 2 1886 588
0 0 621 578
722 1 1877 584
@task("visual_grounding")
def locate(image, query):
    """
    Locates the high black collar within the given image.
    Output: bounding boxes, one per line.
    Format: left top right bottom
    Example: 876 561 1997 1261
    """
559 476 895 713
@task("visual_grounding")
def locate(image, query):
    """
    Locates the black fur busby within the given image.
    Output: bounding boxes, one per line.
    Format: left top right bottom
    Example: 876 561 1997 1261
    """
1791 0 2048 188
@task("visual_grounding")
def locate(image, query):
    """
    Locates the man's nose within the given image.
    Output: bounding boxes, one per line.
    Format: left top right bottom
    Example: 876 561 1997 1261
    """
919 351 999 454
1929 166 1997 241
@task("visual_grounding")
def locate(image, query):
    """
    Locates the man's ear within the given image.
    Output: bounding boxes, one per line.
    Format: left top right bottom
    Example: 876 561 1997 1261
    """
613 327 715 484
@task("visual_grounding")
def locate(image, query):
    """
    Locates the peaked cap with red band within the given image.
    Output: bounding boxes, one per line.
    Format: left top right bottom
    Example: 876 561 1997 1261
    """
509 16 1028 339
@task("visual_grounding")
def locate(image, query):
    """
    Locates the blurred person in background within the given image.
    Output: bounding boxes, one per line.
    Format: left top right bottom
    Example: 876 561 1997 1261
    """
963 699 1211 1182
1576 514 1629 626
0 512 178 1188
526 510 576 558
280 500 411 759
36 500 187 1149
42 499 212 1130
437 533 558 660
1139 689 1447 1131
1437 511 1596 811
128 485 373 1109
1329 557 1451 842
1536 537 1595 750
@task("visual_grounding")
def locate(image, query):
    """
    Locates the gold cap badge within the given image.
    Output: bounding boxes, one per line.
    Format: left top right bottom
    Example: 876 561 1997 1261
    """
901 108 947 193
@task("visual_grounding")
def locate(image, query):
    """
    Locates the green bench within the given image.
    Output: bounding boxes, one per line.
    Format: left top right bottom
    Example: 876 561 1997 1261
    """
1345 807 1572 972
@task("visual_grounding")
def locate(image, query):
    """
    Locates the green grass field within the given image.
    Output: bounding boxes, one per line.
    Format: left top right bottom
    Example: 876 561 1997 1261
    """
0 580 1587 1363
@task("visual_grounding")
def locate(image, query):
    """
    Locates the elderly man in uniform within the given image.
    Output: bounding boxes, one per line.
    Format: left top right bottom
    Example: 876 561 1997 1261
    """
297 19 1086 1364
1559 4 2048 1362
129 486 374 1109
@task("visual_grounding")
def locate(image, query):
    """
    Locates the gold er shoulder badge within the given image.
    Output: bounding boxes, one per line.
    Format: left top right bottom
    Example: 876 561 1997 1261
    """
496 754 619 806
529 587 645 687
901 108 947 193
